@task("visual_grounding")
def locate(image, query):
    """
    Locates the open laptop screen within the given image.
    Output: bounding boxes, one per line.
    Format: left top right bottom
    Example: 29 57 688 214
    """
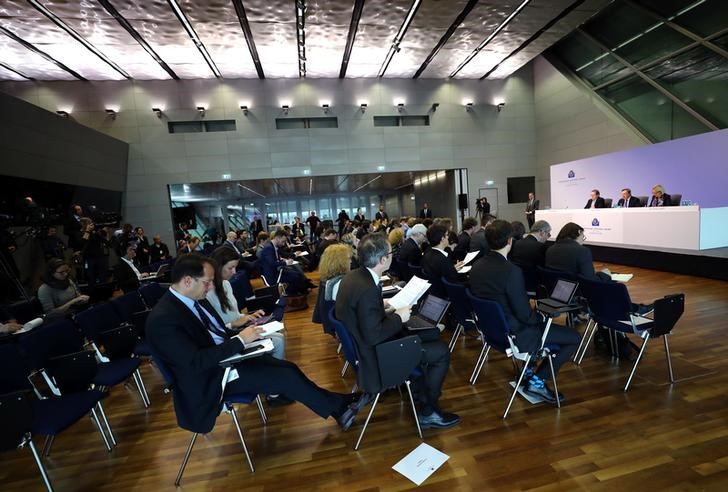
417 295 450 324
551 279 578 303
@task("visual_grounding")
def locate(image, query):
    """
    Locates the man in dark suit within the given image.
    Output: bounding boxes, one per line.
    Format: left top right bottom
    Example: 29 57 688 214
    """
375 205 388 221
115 244 150 293
617 188 641 208
149 235 170 263
469 214 496 259
525 192 539 229
419 203 433 219
422 225 463 298
398 224 427 267
146 254 366 434
336 210 350 236
545 222 611 281
452 217 478 262
259 229 311 294
509 220 551 267
336 234 460 429
470 220 580 404
222 231 244 256
584 189 606 209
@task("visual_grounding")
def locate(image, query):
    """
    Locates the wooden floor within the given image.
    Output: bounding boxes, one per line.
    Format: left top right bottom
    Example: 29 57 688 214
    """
2 262 728 491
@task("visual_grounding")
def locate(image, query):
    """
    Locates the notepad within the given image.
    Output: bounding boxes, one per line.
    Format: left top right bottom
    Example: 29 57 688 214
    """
611 273 633 282
392 443 449 486
461 250 479 266
457 265 472 274
258 320 285 337
219 338 274 366
618 315 653 327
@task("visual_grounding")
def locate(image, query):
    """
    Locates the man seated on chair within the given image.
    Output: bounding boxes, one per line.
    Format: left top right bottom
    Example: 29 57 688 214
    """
509 220 551 267
470 220 580 404
259 229 315 295
146 254 368 434
336 233 461 429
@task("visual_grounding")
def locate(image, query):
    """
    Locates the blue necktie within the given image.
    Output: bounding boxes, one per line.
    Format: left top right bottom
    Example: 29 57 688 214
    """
194 301 227 338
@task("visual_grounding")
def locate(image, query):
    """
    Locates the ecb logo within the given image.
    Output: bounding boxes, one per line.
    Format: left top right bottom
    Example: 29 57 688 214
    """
592 218 600 226
568 170 575 178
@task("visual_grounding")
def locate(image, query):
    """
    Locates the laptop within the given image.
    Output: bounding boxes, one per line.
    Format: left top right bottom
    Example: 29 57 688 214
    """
406 294 450 331
538 279 579 309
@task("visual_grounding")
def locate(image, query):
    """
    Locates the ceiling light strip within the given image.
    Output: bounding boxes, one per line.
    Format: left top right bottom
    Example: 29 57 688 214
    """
295 0 307 78
354 175 383 192
480 0 586 80
339 0 365 78
0 61 34 80
238 183 266 198
97 0 179 80
167 0 221 78
378 0 423 78
0 25 86 80
231 0 265 79
449 0 531 78
28 0 130 79
413 0 479 79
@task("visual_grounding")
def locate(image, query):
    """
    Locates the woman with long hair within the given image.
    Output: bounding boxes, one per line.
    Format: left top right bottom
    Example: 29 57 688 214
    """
37 258 89 321
313 244 353 336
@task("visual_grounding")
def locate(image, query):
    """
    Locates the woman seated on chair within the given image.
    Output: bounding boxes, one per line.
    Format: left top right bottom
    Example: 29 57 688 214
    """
312 244 352 336
37 258 89 321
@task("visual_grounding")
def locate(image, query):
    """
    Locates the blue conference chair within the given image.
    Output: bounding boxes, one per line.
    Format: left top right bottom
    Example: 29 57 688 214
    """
149 349 266 484
76 301 151 360
396 258 412 282
466 290 561 418
328 306 359 382
139 282 166 308
442 276 477 352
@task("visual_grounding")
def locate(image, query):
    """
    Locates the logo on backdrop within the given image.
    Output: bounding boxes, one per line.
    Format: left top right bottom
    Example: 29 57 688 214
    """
592 218 600 226
568 170 575 178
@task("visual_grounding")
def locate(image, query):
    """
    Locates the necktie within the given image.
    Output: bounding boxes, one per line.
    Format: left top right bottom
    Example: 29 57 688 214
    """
625 199 629 208
194 301 227 338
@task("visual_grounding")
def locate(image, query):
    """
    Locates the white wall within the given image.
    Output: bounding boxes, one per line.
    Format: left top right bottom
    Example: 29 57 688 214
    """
533 56 646 209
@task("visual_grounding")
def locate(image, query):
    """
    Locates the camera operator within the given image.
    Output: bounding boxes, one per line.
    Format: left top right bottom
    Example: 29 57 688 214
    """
80 218 110 287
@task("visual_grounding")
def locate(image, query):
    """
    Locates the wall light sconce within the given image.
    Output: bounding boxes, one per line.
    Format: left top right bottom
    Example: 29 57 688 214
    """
397 103 405 112
431 102 439 112
152 107 163 118
240 105 249 115
359 103 368 113
196 106 206 117
105 109 117 120
496 102 505 112
56 110 69 118
281 104 290 115
465 102 474 112
322 103 330 114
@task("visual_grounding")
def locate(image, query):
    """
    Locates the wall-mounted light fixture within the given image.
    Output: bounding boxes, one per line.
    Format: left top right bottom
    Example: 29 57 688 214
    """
152 107 163 118
465 102 474 112
322 103 330 114
56 110 69 118
196 106 206 117
240 105 249 115
431 102 439 112
359 102 368 113
397 102 405 112
105 108 117 120
281 104 290 115
496 102 505 112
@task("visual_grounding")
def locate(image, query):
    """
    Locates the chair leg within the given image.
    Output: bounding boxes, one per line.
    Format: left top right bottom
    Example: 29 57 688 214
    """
664 334 675 383
96 402 117 447
41 435 55 458
547 354 560 409
405 380 423 440
90 407 112 452
28 437 54 492
448 324 463 353
255 395 268 424
229 405 255 473
340 360 349 378
354 393 380 450
175 433 198 486
504 355 531 419
624 333 650 392
578 321 599 364
574 319 592 362
336 342 342 355
135 369 151 407
469 343 491 385
132 370 150 408
608 329 616 358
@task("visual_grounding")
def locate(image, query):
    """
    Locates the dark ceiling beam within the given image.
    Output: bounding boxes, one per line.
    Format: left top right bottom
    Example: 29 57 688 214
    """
0 61 35 80
295 0 307 78
96 0 179 80
339 0 365 78
480 0 587 80
379 0 423 77
413 0 479 79
0 25 86 80
231 0 265 79
166 0 221 78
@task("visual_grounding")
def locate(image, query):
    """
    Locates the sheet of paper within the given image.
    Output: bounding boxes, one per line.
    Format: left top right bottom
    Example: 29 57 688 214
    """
458 265 472 274
295 250 309 256
219 338 274 365
379 275 390 282
461 250 479 266
392 443 449 486
387 276 431 310
611 273 633 282
258 320 285 336
618 315 653 327
382 285 400 293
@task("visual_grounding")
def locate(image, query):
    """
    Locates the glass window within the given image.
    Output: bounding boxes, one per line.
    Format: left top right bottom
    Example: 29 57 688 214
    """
669 0 726 37
713 32 728 51
308 117 338 128
614 24 692 67
401 115 430 126
318 198 332 221
597 75 710 141
646 45 728 128
203 120 236 132
168 121 202 133
551 31 607 70
276 118 306 129
373 116 399 127
583 2 661 49
633 0 697 18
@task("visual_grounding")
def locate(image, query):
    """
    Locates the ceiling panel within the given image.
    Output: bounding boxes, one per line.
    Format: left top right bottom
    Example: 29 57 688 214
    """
305 0 353 77
0 33 77 80
245 0 298 78
0 64 27 80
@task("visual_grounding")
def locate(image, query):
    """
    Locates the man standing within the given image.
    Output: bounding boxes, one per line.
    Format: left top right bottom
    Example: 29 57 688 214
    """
584 189 606 209
305 211 321 242
146 254 367 434
524 192 539 229
375 205 388 222
617 188 640 208
336 209 350 237
419 202 433 219
470 220 579 404
336 234 460 429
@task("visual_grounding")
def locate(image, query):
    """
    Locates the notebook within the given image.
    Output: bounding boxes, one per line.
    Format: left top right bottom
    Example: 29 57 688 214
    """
406 294 450 331
538 279 579 309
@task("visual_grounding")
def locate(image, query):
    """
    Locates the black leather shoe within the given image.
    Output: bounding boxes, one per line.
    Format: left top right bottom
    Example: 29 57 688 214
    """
336 406 357 432
349 392 374 413
266 394 295 407
523 383 565 405
417 411 461 429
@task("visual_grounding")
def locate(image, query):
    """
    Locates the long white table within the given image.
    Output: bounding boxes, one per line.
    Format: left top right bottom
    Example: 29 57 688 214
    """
536 207 702 250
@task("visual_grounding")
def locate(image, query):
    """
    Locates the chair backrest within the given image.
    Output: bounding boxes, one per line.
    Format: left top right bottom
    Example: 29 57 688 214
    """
0 344 34 394
465 290 511 354
18 319 85 370
408 263 423 279
327 307 358 373
111 291 147 322
0 391 33 451
637 196 648 207
511 260 539 295
149 349 175 388
139 283 165 308
375 336 422 389
537 266 577 293
75 303 125 342
670 193 682 206
577 275 633 330
229 270 254 302
652 293 684 337
5 298 43 324
442 277 475 330
396 258 412 281
604 198 613 208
